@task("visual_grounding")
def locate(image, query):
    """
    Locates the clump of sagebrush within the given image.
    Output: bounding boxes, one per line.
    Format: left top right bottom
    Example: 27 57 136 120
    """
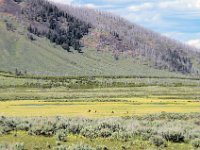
111 131 132 142
161 128 185 143
56 141 62 146
96 145 109 150
54 143 102 150
0 143 9 150
69 143 95 150
56 129 67 142
185 128 200 141
150 135 167 147
54 145 68 150
13 143 25 150
0 142 25 150
28 123 55 136
46 142 51 149
134 126 155 140
158 122 186 143
191 139 200 149
80 126 98 138
98 128 112 138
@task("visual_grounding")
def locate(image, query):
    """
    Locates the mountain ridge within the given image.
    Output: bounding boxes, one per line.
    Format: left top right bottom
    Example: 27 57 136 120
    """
0 0 200 77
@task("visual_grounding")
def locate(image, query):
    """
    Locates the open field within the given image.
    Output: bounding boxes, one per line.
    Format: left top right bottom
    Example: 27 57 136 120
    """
0 75 200 118
0 99 200 117
0 73 200 149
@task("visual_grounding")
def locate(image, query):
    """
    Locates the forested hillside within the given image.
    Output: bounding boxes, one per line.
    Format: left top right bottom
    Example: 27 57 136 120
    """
0 0 200 76
59 4 200 74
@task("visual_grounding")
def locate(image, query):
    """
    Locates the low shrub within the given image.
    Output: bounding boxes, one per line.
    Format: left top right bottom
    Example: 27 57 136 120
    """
80 126 98 138
99 128 112 138
161 128 185 143
135 127 154 140
96 145 109 150
46 142 51 149
16 123 30 131
0 127 4 135
150 135 167 147
56 130 67 142
56 141 62 146
13 143 25 150
111 131 132 142
28 124 55 136
185 129 200 140
191 139 200 149
0 143 9 150
54 145 68 150
0 126 13 135
69 143 95 150
97 121 122 132
68 123 83 134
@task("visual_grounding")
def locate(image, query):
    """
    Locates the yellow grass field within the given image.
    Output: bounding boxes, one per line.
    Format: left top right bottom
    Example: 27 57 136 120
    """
0 98 199 117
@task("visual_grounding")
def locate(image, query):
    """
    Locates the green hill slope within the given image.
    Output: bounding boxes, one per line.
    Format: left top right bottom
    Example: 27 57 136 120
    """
0 15 183 77
0 0 199 77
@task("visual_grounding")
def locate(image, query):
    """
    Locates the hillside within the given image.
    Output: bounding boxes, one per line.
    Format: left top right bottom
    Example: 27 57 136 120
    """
0 0 200 77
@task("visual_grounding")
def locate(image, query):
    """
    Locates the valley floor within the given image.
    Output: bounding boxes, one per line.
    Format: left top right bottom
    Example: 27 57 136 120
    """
0 73 200 149
0 98 200 117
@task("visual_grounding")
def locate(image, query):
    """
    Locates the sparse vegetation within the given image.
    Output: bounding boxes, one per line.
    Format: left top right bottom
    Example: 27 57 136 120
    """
191 139 200 149
150 135 167 147
0 113 199 149
59 3 200 74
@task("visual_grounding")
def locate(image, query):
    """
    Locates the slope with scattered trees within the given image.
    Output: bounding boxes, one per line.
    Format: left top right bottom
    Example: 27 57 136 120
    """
0 0 200 76
58 4 200 74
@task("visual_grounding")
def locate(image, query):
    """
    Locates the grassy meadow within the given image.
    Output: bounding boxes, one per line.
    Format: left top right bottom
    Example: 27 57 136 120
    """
0 99 200 117
0 72 200 149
